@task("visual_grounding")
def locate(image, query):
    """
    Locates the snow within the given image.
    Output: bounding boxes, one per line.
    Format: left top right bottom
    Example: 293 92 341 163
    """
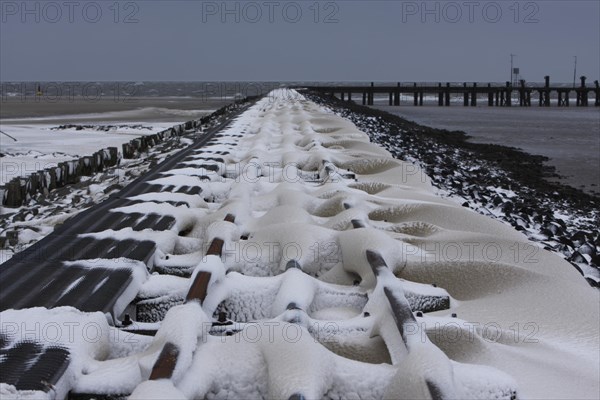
138 274 189 299
128 89 597 398
1 122 205 265
2 89 598 399
0 307 112 400
0 123 174 184
0 383 51 400
130 379 187 400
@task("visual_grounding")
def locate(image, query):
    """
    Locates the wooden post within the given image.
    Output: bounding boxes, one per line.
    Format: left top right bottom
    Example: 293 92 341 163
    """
341 92 345 101
69 160 80 184
519 80 526 106
348 92 352 102
438 83 443 106
57 163 67 187
471 83 477 106
579 76 588 106
107 147 118 167
123 143 135 159
25 174 35 198
27 173 39 198
388 91 393 106
368 82 374 105
413 83 418 106
36 171 46 193
95 151 104 172
595 80 599 106
488 84 493 106
463 83 469 106
506 82 512 107
18 178 26 204
544 76 551 107
419 91 423 106
140 137 149 152
79 157 93 176
559 91 570 107
362 91 366 105
3 179 23 207
47 168 57 190
445 83 450 106
557 91 562 107
54 165 63 188
394 82 400 105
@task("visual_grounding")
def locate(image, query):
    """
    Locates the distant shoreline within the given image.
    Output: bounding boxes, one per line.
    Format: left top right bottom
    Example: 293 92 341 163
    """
0 97 232 122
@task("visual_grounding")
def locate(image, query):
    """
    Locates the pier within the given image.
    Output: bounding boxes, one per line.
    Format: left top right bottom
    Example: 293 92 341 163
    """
302 76 600 107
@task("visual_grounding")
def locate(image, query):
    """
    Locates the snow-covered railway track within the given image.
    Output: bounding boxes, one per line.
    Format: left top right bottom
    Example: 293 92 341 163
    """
1 90 598 400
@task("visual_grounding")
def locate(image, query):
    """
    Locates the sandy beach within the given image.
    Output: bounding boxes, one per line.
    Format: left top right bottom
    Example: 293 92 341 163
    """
0 96 233 185
0 97 231 124
374 105 600 196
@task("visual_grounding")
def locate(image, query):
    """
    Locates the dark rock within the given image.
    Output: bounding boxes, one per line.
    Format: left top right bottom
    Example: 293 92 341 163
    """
544 222 563 236
556 244 573 255
6 230 18 246
569 261 584 276
578 242 596 256
559 236 575 248
569 251 588 264
540 228 554 239
584 277 599 288
12 213 25 223
571 231 589 246
501 201 514 214
104 184 123 194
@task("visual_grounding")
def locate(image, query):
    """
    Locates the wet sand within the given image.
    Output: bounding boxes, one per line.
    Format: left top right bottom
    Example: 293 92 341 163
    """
374 105 600 195
0 97 231 124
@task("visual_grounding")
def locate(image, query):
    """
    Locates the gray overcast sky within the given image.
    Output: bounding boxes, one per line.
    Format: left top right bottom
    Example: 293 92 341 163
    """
1 0 599 82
